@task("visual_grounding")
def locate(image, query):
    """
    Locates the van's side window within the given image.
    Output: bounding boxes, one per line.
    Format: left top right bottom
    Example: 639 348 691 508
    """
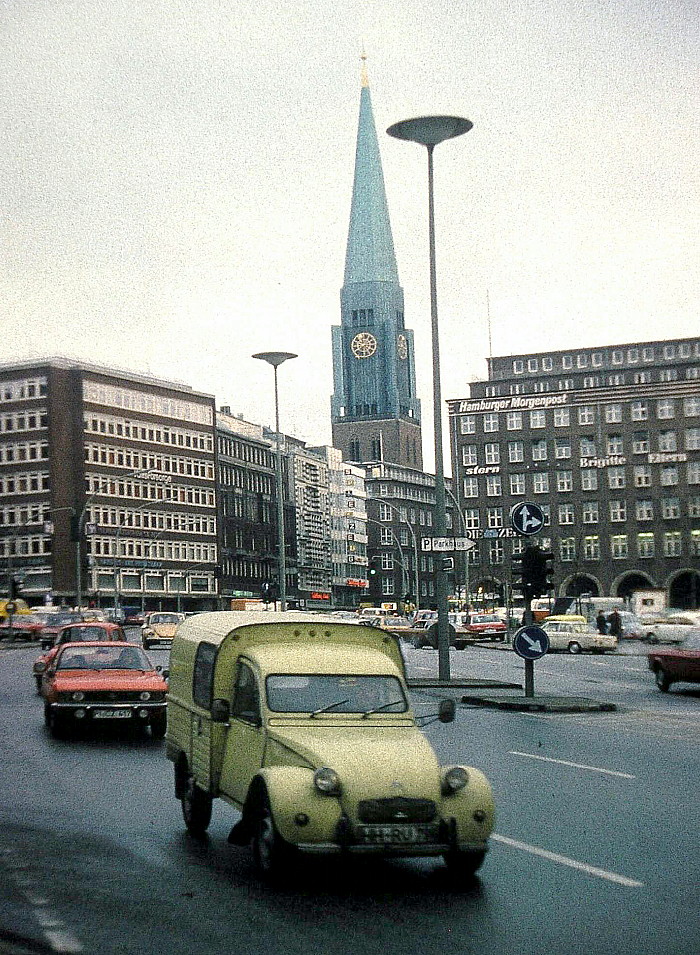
193 642 218 709
231 663 261 724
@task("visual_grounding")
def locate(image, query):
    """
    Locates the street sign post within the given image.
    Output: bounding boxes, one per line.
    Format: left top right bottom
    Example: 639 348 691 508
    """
512 625 549 697
510 501 545 536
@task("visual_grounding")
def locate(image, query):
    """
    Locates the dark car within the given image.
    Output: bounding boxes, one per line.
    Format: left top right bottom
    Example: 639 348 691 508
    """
37 611 85 646
648 633 700 692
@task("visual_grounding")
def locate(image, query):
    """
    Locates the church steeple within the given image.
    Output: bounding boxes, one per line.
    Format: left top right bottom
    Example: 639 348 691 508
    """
331 61 423 469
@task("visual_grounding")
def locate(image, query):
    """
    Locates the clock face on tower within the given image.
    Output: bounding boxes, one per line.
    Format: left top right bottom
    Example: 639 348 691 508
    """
397 334 408 360
350 332 378 359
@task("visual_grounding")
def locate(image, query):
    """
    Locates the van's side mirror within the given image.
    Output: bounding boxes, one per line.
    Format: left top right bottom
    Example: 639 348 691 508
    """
211 699 230 723
438 699 456 724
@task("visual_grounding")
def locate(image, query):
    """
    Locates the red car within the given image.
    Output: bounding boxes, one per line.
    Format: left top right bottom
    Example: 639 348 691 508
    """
40 641 168 739
33 621 128 692
36 611 85 646
461 613 507 642
0 616 46 642
648 634 700 692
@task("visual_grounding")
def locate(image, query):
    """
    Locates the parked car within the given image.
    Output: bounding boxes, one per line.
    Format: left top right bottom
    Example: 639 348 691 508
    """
648 633 700 692
642 613 700 645
33 621 128 691
458 613 507 642
166 612 494 880
40 641 168 739
36 610 85 645
141 611 184 650
0 615 46 642
540 616 618 654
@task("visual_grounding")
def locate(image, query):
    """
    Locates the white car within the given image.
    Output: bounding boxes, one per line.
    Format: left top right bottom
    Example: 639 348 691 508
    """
643 614 700 645
540 616 618 654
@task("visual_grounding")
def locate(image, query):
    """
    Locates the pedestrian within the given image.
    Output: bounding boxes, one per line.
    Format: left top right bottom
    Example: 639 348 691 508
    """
596 610 608 635
608 609 623 638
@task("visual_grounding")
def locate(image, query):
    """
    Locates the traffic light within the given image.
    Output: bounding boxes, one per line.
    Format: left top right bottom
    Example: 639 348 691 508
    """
261 581 278 604
512 546 548 600
535 549 555 596
368 557 378 577
9 576 23 600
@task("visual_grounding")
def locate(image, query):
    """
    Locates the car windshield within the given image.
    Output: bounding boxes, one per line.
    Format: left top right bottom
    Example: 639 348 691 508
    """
47 613 82 627
150 613 181 624
266 674 408 714
57 646 150 670
59 626 117 643
473 615 500 624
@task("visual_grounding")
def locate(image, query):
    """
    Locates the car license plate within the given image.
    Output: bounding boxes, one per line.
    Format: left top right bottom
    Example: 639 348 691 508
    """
93 709 132 719
355 824 438 845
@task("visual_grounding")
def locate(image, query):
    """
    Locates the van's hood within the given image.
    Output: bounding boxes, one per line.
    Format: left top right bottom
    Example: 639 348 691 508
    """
267 723 442 803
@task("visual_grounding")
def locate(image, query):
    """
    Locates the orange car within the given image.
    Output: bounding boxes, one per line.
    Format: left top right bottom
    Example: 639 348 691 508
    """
33 620 127 692
40 641 168 739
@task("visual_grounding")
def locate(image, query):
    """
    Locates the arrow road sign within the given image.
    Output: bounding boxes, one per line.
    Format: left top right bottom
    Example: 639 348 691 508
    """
512 625 550 660
510 501 545 536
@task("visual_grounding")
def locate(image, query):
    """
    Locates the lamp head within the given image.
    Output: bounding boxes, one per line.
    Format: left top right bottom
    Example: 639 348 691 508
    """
387 115 472 147
252 351 298 368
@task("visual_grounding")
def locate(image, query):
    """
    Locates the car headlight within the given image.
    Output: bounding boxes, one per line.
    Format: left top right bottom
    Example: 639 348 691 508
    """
313 767 342 796
442 766 469 795
71 691 85 702
139 691 151 701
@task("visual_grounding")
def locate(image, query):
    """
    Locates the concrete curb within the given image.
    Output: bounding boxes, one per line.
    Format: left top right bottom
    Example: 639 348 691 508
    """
460 693 617 713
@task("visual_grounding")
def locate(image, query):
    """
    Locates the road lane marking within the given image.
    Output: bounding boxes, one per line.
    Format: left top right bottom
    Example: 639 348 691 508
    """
491 834 644 887
508 750 636 779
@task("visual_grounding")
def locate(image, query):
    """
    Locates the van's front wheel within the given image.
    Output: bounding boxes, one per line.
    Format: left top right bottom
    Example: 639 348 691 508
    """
181 775 213 837
251 792 293 879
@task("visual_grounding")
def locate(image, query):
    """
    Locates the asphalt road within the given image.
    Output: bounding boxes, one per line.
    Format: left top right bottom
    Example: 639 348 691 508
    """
1 634 698 955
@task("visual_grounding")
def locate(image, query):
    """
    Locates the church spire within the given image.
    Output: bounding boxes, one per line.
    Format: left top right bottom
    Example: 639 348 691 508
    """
343 58 399 286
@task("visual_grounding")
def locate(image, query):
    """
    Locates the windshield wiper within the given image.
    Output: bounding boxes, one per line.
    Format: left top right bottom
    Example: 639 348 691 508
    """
361 700 405 719
310 698 350 718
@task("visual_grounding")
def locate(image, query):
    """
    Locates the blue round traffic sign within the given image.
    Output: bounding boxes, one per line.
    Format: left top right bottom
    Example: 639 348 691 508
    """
512 625 549 660
510 501 545 536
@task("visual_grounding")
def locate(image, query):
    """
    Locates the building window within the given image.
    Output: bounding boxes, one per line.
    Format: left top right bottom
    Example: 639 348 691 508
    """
486 475 502 496
532 439 547 461
636 500 654 521
685 428 700 451
484 443 500 465
683 397 700 417
688 461 700 484
608 467 626 489
461 415 476 434
631 401 648 421
554 408 570 427
591 353 603 367
663 532 682 557
555 438 571 459
612 350 623 365
636 533 655 558
486 507 503 528
510 473 525 496
378 503 392 521
562 355 573 370
462 444 478 466
382 577 395 596
463 508 480 529
607 434 624 455
506 411 522 430
380 528 393 545
381 553 394 570
483 413 499 433
576 354 589 368
609 500 627 522
608 374 626 386
560 538 576 561
688 497 700 518
583 536 600 560
583 501 599 523
690 530 700 557
658 431 677 453
661 498 681 520
558 504 575 524
530 410 546 429
661 466 679 487
464 477 479 498
660 369 678 382
578 406 595 425
632 432 649 454
513 360 524 374
542 357 553 371
581 469 598 491
605 404 622 423
508 441 524 463
580 436 597 458
611 535 628 559
657 399 675 420
533 473 549 494
527 358 538 372
557 471 573 492
559 379 574 391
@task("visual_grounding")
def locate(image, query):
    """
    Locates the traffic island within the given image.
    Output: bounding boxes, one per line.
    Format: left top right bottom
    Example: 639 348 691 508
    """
460 692 617 713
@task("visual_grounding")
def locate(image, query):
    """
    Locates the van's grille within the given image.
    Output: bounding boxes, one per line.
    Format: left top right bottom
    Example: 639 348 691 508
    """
357 797 436 823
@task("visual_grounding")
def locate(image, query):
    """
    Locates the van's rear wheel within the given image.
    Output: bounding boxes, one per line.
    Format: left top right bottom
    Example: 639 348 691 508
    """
181 776 213 836
251 792 293 879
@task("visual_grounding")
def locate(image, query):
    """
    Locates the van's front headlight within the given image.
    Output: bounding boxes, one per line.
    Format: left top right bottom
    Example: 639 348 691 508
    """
442 766 469 795
313 767 342 796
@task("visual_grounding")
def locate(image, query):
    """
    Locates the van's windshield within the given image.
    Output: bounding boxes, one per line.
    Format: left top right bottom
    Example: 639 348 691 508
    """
266 674 407 715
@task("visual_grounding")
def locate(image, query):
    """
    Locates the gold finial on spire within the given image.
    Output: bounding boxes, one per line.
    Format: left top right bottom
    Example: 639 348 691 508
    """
360 49 369 88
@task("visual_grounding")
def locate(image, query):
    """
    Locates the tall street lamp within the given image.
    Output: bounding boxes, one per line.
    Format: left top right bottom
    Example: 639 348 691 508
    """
253 351 297 611
387 115 472 680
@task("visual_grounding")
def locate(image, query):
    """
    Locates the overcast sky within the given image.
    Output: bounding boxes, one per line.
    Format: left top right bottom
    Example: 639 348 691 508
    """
2 0 698 469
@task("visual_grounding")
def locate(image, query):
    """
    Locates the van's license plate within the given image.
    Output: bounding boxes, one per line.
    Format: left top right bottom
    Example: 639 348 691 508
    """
93 709 132 719
355 824 438 845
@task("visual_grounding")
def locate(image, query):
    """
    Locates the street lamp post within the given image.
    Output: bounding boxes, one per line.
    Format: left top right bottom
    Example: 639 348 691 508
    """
253 351 297 612
387 115 472 680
